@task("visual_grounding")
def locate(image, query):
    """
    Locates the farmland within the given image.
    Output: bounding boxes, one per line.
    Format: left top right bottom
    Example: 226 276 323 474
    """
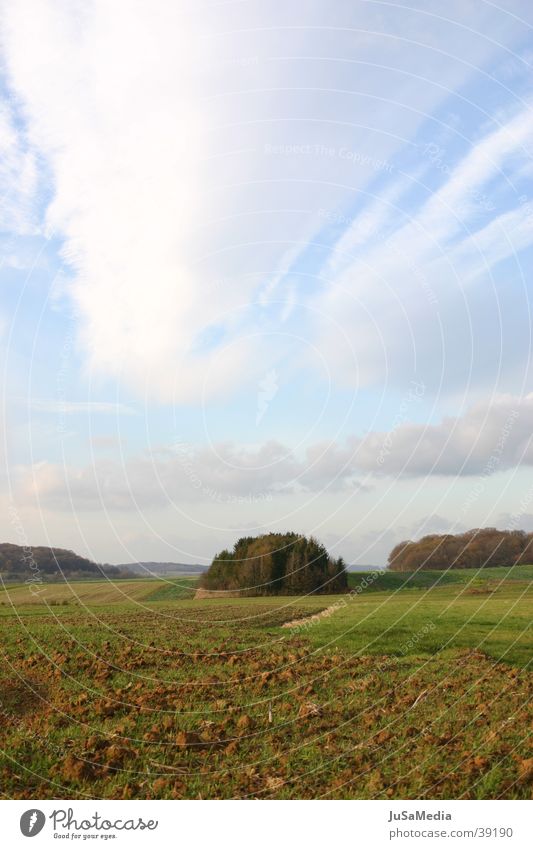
0 576 197 608
0 567 531 799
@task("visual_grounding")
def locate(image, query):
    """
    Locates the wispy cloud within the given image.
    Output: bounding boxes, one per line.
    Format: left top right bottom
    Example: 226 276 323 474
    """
309 103 533 394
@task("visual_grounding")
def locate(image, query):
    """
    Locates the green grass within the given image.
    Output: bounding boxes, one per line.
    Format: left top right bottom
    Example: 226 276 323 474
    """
0 577 200 610
0 578 163 608
145 577 198 601
308 582 532 668
348 563 533 592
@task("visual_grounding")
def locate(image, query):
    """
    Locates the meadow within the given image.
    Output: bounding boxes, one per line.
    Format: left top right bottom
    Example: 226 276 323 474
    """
0 566 531 799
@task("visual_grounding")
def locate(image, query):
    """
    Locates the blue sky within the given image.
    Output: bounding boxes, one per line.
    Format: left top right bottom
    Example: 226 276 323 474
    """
1 0 533 565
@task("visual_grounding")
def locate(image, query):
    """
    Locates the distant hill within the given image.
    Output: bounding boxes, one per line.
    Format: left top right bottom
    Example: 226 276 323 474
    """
121 560 375 576
115 561 205 576
0 542 133 582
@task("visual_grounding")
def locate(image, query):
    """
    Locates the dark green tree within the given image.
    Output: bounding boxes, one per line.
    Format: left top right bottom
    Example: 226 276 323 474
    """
200 532 348 595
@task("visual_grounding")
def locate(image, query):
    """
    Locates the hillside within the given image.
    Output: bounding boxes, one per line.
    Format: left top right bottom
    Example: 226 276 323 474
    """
0 542 131 582
115 561 205 576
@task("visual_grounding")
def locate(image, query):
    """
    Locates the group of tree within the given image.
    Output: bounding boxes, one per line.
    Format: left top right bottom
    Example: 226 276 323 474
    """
0 543 133 582
200 532 348 595
388 528 533 572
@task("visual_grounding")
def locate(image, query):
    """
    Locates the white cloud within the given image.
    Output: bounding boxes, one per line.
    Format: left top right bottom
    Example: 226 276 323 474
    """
18 437 364 512
355 394 533 476
15 393 533 512
1 0 529 402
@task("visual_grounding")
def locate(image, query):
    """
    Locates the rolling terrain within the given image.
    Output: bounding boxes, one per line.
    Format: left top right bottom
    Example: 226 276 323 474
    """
0 565 530 799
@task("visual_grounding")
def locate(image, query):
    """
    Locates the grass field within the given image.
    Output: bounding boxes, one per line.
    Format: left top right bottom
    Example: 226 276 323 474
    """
0 567 531 799
0 576 197 608
347 563 533 591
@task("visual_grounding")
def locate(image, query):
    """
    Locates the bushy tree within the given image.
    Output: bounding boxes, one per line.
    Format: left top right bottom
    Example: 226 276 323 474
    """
200 532 348 595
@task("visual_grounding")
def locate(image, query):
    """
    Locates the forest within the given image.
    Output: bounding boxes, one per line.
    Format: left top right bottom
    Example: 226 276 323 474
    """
388 528 533 571
0 542 130 581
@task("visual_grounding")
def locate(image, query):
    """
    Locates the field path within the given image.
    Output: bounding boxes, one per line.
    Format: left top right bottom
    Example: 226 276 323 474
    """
281 601 344 630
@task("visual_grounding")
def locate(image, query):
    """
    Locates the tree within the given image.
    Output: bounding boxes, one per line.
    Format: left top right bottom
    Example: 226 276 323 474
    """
387 528 530 572
200 532 348 595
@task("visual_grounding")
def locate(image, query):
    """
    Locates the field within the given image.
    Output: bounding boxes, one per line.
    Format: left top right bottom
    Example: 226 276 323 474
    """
0 576 197 608
0 567 531 799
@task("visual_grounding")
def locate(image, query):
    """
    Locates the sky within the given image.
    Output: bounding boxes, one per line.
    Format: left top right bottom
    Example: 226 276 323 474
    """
1 0 533 567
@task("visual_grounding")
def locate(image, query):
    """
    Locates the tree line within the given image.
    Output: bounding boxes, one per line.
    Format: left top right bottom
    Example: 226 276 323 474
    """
388 528 533 571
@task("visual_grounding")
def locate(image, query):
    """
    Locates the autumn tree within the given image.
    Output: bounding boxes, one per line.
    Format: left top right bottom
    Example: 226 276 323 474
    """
388 528 532 571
